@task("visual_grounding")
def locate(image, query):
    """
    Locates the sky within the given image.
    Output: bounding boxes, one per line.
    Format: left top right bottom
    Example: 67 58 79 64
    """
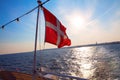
0 0 120 54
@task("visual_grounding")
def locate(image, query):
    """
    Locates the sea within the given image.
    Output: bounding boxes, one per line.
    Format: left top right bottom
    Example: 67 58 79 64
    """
0 43 120 80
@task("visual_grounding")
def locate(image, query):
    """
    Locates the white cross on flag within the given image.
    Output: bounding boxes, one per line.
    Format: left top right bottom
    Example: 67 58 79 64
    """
43 7 71 48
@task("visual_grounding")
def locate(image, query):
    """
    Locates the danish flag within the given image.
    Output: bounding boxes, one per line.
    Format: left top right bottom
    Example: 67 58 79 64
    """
43 7 71 48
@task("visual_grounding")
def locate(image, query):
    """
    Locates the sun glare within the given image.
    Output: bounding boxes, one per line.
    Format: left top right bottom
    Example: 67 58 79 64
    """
71 15 86 27
67 11 87 29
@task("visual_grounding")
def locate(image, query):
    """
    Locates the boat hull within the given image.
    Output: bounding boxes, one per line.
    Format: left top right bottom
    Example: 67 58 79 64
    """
0 71 48 80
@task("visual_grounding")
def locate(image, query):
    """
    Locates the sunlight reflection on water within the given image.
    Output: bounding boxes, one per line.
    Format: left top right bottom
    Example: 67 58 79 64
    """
70 47 97 79
63 45 120 80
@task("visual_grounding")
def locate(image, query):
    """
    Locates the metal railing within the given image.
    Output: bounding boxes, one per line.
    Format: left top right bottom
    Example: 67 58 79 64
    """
39 71 88 80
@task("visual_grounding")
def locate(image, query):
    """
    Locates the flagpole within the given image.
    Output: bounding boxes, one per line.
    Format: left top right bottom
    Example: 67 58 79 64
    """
32 0 41 80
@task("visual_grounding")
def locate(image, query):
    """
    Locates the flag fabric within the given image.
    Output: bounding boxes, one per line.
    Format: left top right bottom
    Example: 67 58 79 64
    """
43 7 71 48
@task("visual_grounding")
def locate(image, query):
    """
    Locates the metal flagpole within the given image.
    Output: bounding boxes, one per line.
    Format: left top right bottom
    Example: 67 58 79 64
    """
32 0 50 80
32 0 41 80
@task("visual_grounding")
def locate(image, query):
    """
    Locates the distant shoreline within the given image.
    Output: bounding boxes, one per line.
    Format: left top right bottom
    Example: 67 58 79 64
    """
67 41 120 49
43 41 120 50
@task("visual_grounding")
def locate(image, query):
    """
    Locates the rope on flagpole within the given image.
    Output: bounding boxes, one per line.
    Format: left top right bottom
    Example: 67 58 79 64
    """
0 0 50 29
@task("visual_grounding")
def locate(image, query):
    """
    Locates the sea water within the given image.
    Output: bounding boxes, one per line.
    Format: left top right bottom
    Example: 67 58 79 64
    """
0 43 120 80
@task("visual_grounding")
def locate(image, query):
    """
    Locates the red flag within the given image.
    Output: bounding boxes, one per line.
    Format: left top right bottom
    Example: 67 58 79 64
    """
43 7 71 48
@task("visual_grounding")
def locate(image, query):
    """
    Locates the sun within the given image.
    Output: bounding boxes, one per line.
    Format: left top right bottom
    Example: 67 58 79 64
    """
67 11 87 29
71 15 86 27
